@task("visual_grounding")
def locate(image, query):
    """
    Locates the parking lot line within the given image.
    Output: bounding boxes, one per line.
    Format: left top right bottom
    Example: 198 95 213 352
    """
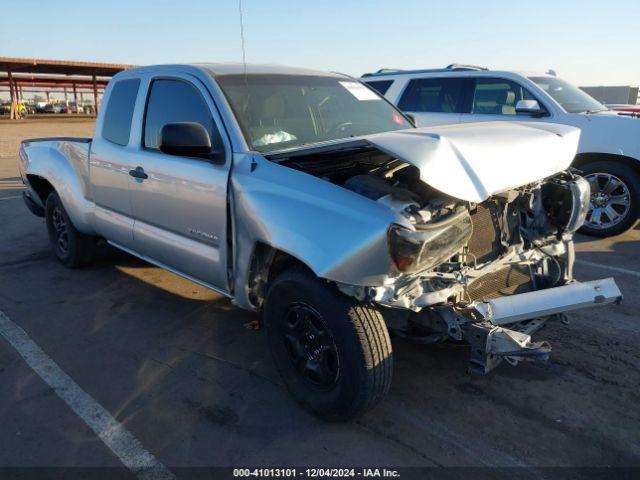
0 311 175 480
0 195 23 201
576 259 640 279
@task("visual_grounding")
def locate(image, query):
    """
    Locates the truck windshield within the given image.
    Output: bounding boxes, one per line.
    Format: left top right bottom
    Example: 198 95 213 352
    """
216 74 412 152
528 76 606 113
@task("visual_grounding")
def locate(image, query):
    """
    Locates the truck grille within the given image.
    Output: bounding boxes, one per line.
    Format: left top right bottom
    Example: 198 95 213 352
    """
466 264 533 301
467 203 503 265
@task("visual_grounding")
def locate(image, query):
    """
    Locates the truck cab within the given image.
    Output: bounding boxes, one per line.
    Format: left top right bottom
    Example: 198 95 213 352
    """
89 69 233 291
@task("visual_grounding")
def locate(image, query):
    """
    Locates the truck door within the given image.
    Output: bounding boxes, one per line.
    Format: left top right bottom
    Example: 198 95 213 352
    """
127 75 232 293
89 78 141 248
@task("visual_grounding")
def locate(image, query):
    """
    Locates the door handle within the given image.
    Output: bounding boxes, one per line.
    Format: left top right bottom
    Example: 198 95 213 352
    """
129 166 148 180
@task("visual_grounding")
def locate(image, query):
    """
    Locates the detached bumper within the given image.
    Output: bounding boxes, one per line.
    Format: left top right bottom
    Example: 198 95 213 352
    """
461 278 622 374
471 278 622 326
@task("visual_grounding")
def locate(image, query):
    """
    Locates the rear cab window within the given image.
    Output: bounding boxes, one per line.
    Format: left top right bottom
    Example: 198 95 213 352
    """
398 77 465 113
364 80 394 95
102 79 141 146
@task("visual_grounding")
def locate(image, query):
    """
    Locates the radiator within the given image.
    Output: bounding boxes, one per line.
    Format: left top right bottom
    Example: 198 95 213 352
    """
466 264 533 301
466 202 503 265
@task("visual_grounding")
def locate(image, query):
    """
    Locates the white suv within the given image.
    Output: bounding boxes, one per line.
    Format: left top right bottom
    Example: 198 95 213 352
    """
362 65 640 237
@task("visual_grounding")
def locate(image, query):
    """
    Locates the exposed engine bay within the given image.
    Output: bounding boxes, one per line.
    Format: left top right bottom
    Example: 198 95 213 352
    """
273 142 620 373
277 142 589 303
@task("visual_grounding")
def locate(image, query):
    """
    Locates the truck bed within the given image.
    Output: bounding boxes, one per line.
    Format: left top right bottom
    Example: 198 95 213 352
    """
19 137 94 218
22 137 92 145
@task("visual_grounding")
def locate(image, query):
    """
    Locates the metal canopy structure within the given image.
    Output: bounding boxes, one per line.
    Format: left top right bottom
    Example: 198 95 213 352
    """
0 74 110 89
0 57 135 118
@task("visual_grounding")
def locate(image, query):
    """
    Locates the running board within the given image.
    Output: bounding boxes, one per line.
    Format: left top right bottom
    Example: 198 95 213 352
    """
471 278 622 326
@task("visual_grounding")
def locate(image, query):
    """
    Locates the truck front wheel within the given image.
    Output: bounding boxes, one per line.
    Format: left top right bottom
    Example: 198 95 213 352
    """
45 192 96 267
264 267 393 421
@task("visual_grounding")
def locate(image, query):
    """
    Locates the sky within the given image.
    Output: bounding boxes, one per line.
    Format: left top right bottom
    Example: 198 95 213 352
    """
2 0 640 87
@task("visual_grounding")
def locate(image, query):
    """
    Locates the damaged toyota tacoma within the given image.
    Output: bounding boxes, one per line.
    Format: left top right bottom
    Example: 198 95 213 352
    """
19 64 622 420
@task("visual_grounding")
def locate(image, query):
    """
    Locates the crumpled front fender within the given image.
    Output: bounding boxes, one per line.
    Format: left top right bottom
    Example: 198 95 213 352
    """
230 153 407 309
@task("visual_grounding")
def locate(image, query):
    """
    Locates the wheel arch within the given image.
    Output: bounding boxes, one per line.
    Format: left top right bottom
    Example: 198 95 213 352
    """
573 152 640 175
26 174 55 206
245 241 317 310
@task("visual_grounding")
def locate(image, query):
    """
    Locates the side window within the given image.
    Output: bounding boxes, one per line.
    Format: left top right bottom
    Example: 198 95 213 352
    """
102 79 140 146
364 80 394 95
471 78 540 115
397 78 464 113
143 79 219 152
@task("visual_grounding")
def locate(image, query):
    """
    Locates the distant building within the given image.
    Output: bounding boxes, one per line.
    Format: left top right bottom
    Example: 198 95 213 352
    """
580 85 639 105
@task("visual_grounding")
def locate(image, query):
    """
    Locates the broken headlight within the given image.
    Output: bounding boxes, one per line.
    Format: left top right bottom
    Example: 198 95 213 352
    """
388 208 472 273
543 175 590 234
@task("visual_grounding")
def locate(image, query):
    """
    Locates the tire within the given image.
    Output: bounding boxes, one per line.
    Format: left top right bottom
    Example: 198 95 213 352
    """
45 192 96 267
579 161 640 237
264 267 393 421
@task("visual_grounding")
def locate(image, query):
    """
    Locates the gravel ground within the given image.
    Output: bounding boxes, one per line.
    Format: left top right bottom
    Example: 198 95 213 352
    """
0 120 638 477
0 119 95 182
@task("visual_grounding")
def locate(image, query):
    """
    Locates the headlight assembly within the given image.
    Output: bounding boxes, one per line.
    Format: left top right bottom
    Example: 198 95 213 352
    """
543 175 590 234
565 176 590 233
388 207 473 274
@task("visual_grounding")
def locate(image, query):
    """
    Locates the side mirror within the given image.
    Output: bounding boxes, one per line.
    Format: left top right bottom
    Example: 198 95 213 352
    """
515 99 547 117
404 113 417 126
159 122 213 158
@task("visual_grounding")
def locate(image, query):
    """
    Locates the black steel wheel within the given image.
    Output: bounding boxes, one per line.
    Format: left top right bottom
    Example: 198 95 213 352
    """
50 204 70 255
282 303 340 389
264 267 393 421
45 192 96 267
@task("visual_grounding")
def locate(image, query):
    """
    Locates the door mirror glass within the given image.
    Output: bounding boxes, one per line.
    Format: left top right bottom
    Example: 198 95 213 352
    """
159 122 212 157
515 99 546 116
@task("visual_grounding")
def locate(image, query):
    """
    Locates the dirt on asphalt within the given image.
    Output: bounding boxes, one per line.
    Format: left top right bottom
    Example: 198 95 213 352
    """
0 119 638 474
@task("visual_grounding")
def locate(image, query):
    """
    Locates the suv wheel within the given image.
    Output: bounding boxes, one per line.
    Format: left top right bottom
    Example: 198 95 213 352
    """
45 192 96 267
579 161 640 237
264 267 393 421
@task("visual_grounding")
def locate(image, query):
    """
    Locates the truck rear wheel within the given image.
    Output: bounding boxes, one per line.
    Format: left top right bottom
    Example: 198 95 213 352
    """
264 267 393 421
45 192 96 267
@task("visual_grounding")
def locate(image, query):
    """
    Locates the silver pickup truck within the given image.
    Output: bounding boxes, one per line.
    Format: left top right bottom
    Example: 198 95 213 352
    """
19 63 621 421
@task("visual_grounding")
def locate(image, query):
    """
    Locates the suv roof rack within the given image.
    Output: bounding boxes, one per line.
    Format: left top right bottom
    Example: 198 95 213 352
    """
375 68 404 74
361 64 490 78
360 68 405 77
446 63 488 71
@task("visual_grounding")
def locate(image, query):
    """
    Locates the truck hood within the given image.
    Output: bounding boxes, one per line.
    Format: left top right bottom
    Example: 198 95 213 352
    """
366 121 580 202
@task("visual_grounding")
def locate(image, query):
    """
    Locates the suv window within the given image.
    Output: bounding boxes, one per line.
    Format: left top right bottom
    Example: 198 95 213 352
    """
102 79 140 146
364 80 394 95
529 76 604 113
471 78 539 115
397 78 464 113
144 79 217 151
